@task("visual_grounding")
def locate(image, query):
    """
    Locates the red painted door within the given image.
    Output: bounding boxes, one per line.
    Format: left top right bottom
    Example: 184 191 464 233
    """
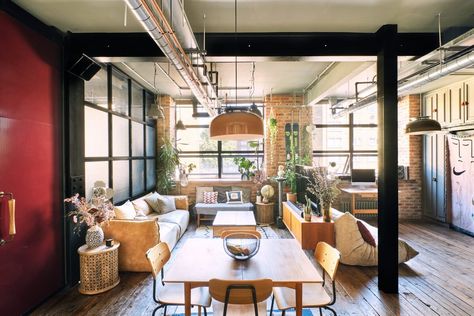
0 12 64 315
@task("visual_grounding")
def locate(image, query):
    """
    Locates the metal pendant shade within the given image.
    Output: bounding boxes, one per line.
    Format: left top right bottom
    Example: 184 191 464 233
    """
175 119 186 130
405 116 442 135
210 111 264 140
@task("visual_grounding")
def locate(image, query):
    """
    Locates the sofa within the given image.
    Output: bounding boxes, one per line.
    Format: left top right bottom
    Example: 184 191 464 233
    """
103 193 189 272
194 186 254 226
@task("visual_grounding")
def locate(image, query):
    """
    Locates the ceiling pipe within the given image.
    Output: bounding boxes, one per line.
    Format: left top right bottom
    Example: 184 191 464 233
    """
124 0 218 116
333 48 474 118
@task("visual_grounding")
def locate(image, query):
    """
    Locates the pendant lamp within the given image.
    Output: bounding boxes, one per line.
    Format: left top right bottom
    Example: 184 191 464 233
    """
175 119 186 130
405 116 441 135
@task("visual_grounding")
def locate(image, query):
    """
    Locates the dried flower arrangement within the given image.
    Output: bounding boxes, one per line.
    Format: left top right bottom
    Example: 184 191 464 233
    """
306 167 340 221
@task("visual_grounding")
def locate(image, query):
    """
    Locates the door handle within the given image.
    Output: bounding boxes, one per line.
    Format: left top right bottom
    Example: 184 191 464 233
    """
432 177 437 182
0 192 16 246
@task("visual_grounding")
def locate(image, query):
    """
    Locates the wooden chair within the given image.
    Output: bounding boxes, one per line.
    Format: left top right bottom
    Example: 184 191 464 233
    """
270 242 340 316
146 242 211 316
220 230 262 239
209 278 273 316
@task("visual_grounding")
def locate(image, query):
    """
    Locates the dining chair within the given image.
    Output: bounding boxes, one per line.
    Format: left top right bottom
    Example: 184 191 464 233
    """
146 242 211 316
209 278 273 316
220 230 262 239
270 242 341 316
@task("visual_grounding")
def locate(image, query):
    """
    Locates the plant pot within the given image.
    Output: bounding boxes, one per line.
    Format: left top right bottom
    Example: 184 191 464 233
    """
304 213 312 222
286 192 297 203
86 225 104 248
241 173 249 181
322 203 332 222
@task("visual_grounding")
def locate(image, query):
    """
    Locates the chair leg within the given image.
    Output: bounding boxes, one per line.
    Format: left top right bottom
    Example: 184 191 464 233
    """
203 307 208 316
281 310 286 316
319 307 323 316
324 306 337 315
152 305 164 316
269 295 275 316
163 305 167 316
197 214 200 227
198 305 201 316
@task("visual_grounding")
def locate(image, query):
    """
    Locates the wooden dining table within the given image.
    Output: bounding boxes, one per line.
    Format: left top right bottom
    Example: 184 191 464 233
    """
164 238 323 316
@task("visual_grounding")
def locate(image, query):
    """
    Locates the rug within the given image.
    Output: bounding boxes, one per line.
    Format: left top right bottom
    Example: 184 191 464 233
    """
193 225 279 239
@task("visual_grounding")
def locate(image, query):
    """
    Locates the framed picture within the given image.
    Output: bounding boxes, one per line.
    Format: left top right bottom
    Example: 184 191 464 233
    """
226 191 243 204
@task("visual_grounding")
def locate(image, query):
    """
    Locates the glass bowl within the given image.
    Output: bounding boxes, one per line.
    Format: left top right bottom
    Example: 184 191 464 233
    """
223 231 260 260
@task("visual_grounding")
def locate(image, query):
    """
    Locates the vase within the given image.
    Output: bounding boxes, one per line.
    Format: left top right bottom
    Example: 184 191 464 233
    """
304 212 312 222
86 225 104 248
322 203 332 222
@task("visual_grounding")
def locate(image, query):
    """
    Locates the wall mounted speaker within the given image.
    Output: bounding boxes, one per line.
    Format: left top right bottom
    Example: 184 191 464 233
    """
68 54 101 81
398 166 409 180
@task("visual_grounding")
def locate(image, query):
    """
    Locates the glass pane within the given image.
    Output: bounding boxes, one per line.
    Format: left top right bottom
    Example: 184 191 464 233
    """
221 156 261 178
353 155 378 170
313 155 350 174
313 127 349 151
353 103 377 124
84 107 109 157
180 156 218 178
112 116 129 156
222 140 262 152
177 128 217 152
111 72 129 115
132 160 145 195
353 127 378 150
132 122 144 156
131 84 143 120
84 68 107 108
146 126 156 157
146 158 156 190
113 160 130 202
313 103 349 125
179 105 211 125
85 161 109 201
145 92 155 124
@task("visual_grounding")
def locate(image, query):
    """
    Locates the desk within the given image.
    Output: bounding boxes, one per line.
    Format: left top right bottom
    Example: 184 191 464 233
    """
164 238 322 316
341 187 378 215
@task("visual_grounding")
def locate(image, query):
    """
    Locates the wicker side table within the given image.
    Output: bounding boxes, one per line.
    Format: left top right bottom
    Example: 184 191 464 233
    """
77 242 120 295
256 202 275 225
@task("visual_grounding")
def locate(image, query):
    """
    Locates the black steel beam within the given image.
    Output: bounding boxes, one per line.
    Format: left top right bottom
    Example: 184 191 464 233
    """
68 32 438 58
376 24 399 293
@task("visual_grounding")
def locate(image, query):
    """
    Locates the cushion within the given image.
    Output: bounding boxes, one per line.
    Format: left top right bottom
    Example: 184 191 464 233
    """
196 186 214 203
157 195 176 214
334 212 418 266
157 221 180 251
203 191 218 204
357 220 377 247
158 210 190 237
132 198 153 216
214 186 231 203
114 200 136 220
232 186 251 203
144 192 162 213
195 202 254 216
226 191 243 203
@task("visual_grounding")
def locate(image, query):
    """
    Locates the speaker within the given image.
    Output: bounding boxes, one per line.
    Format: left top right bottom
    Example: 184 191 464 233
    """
68 54 101 81
398 166 409 180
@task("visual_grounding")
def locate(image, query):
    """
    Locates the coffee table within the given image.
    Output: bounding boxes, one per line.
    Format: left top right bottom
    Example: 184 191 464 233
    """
212 211 256 237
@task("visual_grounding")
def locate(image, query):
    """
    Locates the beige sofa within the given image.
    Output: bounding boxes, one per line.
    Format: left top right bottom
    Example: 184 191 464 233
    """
103 194 189 272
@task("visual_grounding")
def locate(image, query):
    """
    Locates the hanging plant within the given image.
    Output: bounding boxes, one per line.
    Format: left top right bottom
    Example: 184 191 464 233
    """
268 109 278 166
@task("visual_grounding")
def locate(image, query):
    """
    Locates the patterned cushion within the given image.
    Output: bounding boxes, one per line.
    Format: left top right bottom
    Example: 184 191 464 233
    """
203 191 218 204
226 191 243 204
196 186 214 203
232 186 251 203
214 186 231 203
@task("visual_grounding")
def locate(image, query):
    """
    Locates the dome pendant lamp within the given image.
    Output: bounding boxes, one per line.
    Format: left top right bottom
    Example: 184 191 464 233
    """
405 93 442 135
209 0 264 141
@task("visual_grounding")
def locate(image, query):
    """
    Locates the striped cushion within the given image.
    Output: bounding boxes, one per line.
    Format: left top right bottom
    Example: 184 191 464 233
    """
203 191 218 204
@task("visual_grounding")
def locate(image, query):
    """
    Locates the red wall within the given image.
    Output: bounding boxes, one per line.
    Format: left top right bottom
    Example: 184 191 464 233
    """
0 11 63 315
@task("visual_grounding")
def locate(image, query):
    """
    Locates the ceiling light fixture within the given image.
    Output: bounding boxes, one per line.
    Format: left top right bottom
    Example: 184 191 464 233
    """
209 0 264 141
405 93 441 135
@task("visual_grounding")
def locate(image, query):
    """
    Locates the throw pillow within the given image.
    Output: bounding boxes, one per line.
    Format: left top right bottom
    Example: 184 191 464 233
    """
132 198 153 216
114 200 136 220
203 191 218 204
196 186 213 203
356 220 377 247
144 192 162 213
214 186 231 203
232 186 251 203
157 195 177 214
226 191 243 203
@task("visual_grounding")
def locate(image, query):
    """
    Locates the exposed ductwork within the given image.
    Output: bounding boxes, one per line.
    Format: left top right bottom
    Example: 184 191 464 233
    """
124 0 219 116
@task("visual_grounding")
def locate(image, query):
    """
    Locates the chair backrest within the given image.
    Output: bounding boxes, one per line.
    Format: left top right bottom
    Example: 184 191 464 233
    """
315 242 340 280
220 230 262 239
145 242 171 279
209 279 273 305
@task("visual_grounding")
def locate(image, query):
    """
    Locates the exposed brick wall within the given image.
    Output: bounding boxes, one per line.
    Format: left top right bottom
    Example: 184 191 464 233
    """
263 94 312 177
156 95 175 148
397 95 423 219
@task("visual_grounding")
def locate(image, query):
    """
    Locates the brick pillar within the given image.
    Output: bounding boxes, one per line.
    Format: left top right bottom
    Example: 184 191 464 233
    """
156 95 176 148
264 95 313 177
397 95 423 219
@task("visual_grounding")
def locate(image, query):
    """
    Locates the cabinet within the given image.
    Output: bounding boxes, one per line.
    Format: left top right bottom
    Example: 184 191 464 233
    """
464 77 474 123
443 79 474 125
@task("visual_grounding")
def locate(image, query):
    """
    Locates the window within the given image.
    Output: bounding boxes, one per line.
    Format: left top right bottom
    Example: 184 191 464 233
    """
176 103 264 178
312 103 377 174
84 65 156 202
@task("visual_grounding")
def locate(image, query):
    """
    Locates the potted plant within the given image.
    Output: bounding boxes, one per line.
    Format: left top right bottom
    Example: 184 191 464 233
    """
306 167 341 222
156 136 180 194
285 159 298 202
303 195 312 221
268 111 278 165
233 157 256 180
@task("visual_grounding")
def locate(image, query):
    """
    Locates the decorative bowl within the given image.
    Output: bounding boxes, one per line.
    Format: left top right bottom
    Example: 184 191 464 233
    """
223 232 260 260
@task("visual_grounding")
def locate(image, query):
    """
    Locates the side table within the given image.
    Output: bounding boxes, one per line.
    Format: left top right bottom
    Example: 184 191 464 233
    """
255 202 275 225
77 242 120 295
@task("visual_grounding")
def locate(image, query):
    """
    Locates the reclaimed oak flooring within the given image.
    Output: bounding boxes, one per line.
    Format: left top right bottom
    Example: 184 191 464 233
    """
31 220 474 316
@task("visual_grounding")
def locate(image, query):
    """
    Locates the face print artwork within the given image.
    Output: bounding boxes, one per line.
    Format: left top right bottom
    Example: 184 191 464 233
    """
448 135 474 234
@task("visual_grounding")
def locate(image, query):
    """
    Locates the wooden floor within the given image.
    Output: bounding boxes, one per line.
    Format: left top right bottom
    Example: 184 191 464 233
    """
31 219 474 316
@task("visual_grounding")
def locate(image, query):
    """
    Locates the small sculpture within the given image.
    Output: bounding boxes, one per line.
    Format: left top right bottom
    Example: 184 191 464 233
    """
277 165 285 178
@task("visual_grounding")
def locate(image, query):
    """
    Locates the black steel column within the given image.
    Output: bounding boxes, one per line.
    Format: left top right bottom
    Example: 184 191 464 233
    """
376 24 399 293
